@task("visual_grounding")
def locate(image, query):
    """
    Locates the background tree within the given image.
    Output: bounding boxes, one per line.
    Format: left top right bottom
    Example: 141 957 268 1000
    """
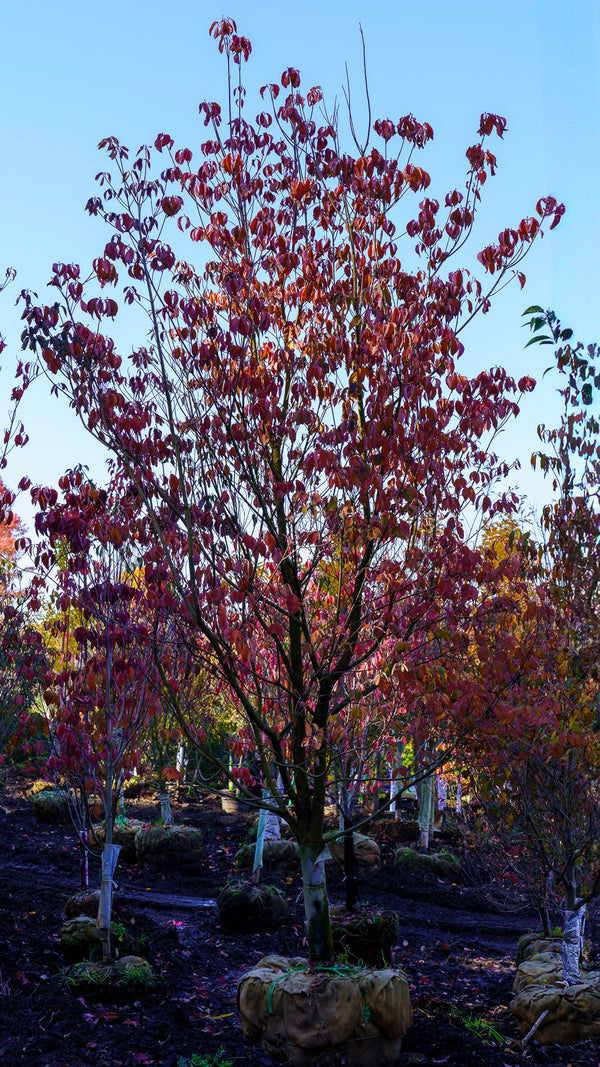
16 18 564 962
0 602 47 773
466 310 600 981
0 484 46 770
529 308 600 981
0 477 26 591
33 474 162 961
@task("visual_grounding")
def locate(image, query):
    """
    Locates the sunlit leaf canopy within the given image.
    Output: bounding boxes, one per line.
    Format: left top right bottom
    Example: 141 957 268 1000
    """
1 0 598 529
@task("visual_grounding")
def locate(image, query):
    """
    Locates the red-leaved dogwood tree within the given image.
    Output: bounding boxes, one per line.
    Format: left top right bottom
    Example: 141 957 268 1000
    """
32 476 162 960
15 18 564 960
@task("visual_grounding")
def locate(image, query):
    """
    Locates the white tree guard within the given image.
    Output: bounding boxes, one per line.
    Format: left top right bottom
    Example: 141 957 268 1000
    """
159 787 174 826
561 903 586 985
97 843 121 961
300 843 332 957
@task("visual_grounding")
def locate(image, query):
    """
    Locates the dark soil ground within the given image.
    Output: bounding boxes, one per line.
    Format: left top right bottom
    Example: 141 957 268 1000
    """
2 776 600 1067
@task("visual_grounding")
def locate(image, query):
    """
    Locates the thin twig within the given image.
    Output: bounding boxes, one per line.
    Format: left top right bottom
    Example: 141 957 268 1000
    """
522 1008 549 1047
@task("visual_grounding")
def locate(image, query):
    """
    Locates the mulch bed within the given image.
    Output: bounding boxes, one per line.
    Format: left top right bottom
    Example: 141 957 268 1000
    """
1 774 600 1066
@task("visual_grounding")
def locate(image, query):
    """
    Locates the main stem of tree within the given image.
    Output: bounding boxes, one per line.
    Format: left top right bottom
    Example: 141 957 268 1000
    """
300 842 334 964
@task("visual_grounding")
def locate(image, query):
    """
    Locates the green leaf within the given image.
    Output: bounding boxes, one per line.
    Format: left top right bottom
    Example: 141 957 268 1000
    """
523 305 544 315
525 335 552 348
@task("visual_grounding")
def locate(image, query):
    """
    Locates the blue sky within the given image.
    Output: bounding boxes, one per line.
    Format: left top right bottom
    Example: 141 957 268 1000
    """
0 0 598 532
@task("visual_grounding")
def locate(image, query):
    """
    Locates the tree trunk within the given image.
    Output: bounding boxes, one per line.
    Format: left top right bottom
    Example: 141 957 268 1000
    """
79 830 89 891
561 903 585 984
340 778 359 913
176 743 185 776
252 790 281 884
97 843 120 962
343 820 359 912
252 809 266 885
419 775 434 849
561 862 585 984
97 768 117 962
392 742 405 820
159 784 174 826
299 842 334 963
